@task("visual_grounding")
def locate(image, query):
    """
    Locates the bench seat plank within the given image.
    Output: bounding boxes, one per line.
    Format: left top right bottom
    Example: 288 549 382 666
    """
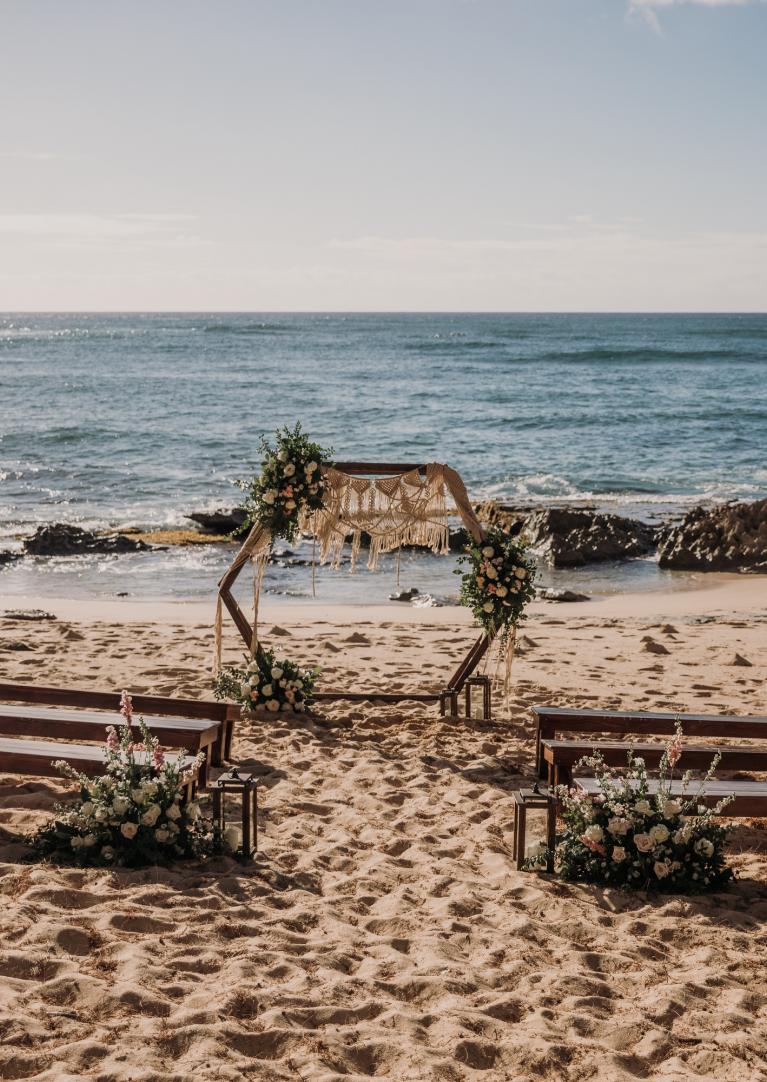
533 706 767 777
574 775 767 818
0 735 193 779
0 704 220 749
543 739 767 784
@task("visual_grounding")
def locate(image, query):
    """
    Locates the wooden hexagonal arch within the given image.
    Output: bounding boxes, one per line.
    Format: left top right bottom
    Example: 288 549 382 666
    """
216 461 494 718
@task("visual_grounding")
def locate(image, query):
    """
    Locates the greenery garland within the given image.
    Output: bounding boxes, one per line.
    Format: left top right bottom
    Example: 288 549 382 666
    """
456 524 536 640
236 421 333 543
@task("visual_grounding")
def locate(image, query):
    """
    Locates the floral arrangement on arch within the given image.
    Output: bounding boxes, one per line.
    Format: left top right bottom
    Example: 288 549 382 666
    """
214 646 319 715
456 524 536 640
29 692 224 867
236 422 333 542
530 724 734 893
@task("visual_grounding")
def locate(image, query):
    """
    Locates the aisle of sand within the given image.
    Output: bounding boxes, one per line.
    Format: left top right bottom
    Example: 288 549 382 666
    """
0 581 766 1081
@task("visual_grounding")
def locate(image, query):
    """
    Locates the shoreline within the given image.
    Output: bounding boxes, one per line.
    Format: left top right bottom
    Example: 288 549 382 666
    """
3 572 765 627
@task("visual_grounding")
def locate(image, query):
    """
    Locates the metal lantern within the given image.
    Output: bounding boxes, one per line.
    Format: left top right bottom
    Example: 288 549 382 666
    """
210 767 258 860
512 785 550 870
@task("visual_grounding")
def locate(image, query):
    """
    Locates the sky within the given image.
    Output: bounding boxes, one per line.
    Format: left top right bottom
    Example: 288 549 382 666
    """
1 0 765 311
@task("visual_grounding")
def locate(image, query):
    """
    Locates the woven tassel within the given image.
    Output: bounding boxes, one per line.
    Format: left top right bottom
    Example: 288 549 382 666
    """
213 594 223 675
250 551 268 657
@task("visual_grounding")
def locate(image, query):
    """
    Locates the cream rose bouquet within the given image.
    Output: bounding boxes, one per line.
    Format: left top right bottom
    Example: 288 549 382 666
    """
214 646 319 715
536 724 734 893
29 692 223 867
456 524 535 641
236 422 332 542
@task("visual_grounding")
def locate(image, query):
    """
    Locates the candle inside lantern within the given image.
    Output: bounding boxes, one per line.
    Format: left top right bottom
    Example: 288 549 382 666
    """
223 825 243 852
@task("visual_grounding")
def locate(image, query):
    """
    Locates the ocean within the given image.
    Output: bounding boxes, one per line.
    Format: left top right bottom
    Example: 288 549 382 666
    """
1 312 765 605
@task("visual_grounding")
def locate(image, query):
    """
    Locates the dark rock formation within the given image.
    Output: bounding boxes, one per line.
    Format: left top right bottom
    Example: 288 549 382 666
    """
1 609 57 621
657 499 767 572
24 524 151 557
536 587 590 602
523 508 655 567
187 508 248 534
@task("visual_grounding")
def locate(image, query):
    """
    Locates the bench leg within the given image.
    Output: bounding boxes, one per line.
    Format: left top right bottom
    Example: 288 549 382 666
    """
516 805 527 871
546 794 557 872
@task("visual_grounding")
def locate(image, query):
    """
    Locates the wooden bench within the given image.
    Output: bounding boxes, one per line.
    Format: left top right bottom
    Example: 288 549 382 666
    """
0 683 240 789
542 739 767 788
534 707 767 862
532 706 767 779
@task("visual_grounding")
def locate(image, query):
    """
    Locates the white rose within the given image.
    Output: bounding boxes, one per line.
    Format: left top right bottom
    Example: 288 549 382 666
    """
653 860 671 879
584 825 604 843
186 802 200 821
271 667 284 680
649 823 670 845
662 799 682 817
141 804 161 827
634 800 653 816
633 832 653 852
306 461 318 474
496 585 508 597
485 566 498 580
694 838 715 858
166 803 181 820
673 827 690 845
94 806 109 822
514 567 527 580
607 817 630 836
612 846 627 862
130 788 145 804
154 827 170 843
285 500 296 511
261 684 272 697
262 490 276 506
283 462 296 477
167 820 180 835
266 699 280 712
482 601 494 613
80 801 95 818
101 846 115 861
120 822 139 839
482 546 495 558
239 681 250 698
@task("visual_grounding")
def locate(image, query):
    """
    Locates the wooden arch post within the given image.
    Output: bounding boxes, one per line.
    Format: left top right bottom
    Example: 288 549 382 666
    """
217 462 495 719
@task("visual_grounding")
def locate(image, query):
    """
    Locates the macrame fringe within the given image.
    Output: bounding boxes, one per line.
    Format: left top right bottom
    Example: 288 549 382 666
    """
490 625 517 718
250 550 269 657
304 463 451 573
213 594 223 674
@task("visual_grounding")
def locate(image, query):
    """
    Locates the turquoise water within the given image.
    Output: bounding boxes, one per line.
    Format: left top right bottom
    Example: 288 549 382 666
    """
1 312 765 602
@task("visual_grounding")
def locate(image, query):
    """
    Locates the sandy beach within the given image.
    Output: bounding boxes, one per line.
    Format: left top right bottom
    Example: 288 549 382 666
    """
1 579 766 1081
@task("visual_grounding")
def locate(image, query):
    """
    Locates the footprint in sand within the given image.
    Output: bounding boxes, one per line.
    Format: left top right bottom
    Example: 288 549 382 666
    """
344 632 370 645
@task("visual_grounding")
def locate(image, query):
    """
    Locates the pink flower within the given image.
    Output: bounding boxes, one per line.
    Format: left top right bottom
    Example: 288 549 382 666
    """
105 726 119 751
667 736 683 767
120 689 134 724
152 747 166 769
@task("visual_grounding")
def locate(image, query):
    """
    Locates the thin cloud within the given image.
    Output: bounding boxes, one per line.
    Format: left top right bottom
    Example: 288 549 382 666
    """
629 0 761 32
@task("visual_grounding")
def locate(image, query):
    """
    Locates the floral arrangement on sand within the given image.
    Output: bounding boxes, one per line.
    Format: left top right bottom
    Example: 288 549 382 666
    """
456 524 536 640
214 646 319 715
236 422 333 542
29 692 223 867
531 724 734 893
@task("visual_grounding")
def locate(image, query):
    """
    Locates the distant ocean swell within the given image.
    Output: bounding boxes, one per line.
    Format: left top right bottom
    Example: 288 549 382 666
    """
1 311 765 600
